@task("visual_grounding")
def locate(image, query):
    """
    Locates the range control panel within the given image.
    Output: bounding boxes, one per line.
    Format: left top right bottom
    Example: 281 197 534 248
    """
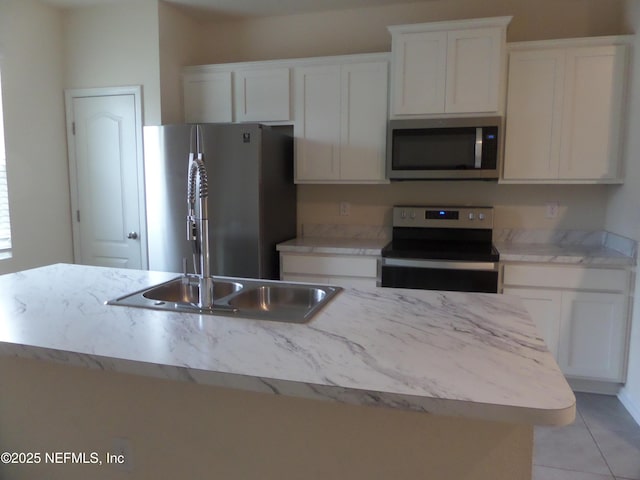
392 206 494 229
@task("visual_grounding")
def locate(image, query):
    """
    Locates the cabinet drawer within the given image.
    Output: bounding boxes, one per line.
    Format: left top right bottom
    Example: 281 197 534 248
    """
282 254 378 278
503 264 628 292
282 274 376 289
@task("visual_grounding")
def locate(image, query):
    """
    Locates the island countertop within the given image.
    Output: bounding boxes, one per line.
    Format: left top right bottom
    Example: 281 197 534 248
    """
0 263 575 426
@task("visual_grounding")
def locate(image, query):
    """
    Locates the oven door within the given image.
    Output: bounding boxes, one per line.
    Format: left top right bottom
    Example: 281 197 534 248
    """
379 258 499 293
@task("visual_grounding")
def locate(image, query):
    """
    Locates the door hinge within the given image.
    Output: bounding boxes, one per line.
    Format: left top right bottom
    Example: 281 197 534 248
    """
76 210 80 222
72 122 76 135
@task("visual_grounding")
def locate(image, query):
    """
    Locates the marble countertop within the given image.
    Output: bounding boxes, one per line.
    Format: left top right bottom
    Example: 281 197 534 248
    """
0 263 575 426
496 242 635 266
277 237 388 256
277 233 635 267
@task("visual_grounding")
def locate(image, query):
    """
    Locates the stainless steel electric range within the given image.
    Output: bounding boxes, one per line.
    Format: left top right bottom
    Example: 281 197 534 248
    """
379 206 500 293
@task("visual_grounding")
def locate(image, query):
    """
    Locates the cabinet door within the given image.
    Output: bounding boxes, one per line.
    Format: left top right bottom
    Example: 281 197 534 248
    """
294 66 341 181
503 287 562 359
558 45 626 181
183 71 233 123
445 28 502 113
391 31 447 115
339 61 388 182
503 49 565 180
558 291 627 381
235 68 290 122
281 274 330 284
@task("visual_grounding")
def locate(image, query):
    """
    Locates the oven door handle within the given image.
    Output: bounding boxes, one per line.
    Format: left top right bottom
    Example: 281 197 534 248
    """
381 258 499 271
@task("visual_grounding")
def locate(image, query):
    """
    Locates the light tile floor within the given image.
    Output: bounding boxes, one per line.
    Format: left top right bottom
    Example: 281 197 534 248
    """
534 393 640 480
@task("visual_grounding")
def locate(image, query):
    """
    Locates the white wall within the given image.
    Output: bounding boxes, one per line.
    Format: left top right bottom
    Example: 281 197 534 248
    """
299 184 611 234
198 0 625 63
607 1 640 423
158 1 202 124
0 0 73 274
63 0 162 125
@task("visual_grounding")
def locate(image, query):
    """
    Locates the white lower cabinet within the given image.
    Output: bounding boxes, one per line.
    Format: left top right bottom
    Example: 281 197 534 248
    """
503 287 562 359
280 252 379 288
558 291 627 380
503 264 630 382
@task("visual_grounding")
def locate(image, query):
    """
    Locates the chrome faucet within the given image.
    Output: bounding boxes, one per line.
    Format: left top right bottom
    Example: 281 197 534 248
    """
186 127 214 309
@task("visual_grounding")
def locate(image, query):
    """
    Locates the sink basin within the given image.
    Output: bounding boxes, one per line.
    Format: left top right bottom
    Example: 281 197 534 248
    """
227 285 330 323
106 276 342 323
229 285 326 311
142 278 243 304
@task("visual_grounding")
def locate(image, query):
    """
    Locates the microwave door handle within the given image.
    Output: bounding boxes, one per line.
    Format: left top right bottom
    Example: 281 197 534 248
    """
474 128 483 169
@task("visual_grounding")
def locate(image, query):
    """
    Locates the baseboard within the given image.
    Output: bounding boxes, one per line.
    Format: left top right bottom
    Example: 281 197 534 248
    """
618 388 640 427
568 378 622 395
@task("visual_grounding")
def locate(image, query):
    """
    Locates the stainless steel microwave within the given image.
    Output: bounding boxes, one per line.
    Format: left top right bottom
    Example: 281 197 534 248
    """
386 116 502 180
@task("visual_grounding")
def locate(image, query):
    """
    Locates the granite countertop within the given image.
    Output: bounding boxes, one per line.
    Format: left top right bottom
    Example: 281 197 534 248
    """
0 263 575 426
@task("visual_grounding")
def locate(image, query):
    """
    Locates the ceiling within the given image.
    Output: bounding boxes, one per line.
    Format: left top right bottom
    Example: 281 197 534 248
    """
39 0 425 18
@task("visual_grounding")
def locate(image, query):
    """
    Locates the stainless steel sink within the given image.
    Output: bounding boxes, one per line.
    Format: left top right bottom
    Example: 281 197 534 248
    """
227 285 330 322
106 275 341 323
228 285 326 311
142 277 243 304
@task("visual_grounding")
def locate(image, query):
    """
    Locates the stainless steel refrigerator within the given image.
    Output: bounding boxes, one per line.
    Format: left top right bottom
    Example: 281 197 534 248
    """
144 123 296 279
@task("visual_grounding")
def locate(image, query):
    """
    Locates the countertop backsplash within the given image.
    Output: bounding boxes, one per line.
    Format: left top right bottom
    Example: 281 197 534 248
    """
301 223 391 241
494 229 606 247
604 231 638 258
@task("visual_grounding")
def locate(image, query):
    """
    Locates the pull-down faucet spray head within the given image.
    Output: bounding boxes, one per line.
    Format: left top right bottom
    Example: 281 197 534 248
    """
186 126 213 309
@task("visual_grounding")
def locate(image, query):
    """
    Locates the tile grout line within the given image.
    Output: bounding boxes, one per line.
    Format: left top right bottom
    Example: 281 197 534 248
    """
579 406 618 479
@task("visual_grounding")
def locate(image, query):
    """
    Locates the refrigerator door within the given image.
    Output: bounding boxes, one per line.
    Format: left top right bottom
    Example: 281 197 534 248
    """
144 123 294 278
201 123 262 278
145 124 265 277
144 124 193 274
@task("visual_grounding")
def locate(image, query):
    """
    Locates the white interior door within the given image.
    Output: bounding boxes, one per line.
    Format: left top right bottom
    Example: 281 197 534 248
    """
66 87 146 269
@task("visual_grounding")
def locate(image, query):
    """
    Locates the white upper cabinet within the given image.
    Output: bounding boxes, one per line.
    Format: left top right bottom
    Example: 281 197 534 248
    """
388 17 511 117
183 63 291 123
183 70 233 123
503 36 630 183
294 55 389 184
294 64 342 181
445 28 504 113
183 53 388 184
390 31 447 115
235 67 290 122
339 61 389 181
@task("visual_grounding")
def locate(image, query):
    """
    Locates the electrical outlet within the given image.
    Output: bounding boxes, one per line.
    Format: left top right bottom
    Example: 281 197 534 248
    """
545 201 559 219
339 201 350 216
109 437 134 472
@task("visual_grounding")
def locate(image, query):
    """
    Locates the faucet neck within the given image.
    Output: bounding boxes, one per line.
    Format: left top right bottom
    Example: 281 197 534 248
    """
187 155 213 308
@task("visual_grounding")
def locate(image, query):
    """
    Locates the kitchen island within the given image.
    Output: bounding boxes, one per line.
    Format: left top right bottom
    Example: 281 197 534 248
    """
0 263 575 479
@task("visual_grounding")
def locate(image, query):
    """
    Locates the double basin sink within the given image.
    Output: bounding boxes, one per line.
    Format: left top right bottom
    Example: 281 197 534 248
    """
107 275 342 324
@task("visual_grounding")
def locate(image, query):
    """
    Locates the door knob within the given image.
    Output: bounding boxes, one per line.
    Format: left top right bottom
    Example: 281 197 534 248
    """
127 232 138 240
